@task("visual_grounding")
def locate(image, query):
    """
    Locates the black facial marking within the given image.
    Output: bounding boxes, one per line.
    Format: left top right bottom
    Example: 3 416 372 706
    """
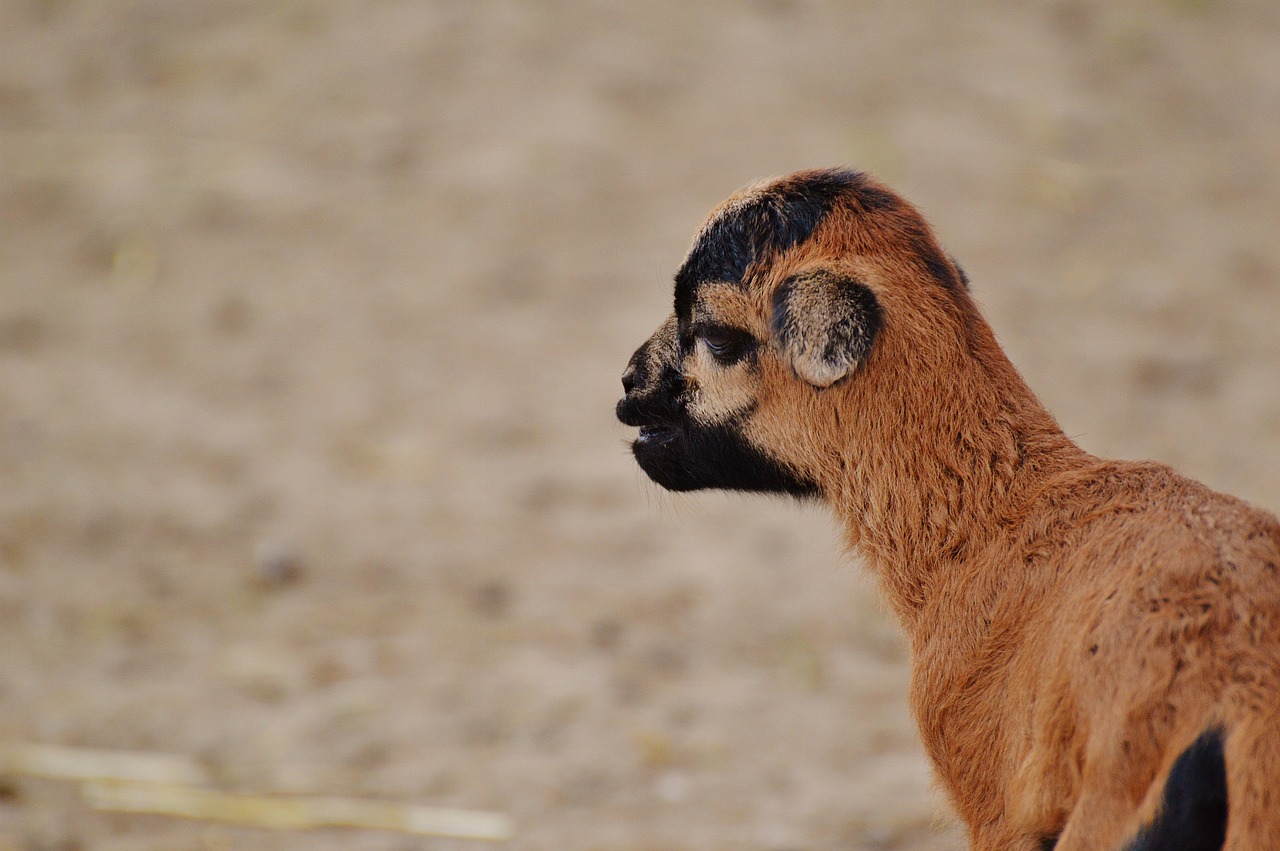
674 168 863 321
630 417 820 498
695 323 757 366
1039 835 1058 851
618 332 811 496
617 325 684 428
616 362 683 429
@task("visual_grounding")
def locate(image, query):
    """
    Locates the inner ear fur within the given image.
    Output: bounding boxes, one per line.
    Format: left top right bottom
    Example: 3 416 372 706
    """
771 268 883 388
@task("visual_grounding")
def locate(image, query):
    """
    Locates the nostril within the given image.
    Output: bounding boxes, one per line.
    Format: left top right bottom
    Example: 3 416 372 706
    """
621 366 638 395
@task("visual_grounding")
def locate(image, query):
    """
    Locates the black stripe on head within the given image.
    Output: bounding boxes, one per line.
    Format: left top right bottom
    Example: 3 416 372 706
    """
904 222 965 291
674 168 871 321
951 256 972 291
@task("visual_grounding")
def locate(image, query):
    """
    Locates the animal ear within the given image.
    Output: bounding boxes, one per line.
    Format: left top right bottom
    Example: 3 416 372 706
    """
770 269 882 388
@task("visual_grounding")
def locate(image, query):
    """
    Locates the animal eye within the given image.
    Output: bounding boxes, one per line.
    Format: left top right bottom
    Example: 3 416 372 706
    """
698 325 754 365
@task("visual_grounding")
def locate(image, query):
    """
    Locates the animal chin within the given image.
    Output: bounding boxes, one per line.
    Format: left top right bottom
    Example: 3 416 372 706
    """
630 428 704 492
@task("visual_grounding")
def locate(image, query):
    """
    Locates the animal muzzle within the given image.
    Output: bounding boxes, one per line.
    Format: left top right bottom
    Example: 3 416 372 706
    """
616 346 686 432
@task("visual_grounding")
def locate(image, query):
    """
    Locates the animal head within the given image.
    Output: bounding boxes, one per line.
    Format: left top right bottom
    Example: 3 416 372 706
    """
616 168 977 498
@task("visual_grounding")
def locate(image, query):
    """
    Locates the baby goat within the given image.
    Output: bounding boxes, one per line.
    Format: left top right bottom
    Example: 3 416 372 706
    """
616 169 1280 850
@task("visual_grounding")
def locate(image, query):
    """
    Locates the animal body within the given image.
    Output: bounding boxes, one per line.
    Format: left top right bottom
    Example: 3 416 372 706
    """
615 169 1280 850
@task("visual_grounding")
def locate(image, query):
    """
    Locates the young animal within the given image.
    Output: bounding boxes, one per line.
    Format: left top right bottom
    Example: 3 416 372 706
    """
616 169 1280 850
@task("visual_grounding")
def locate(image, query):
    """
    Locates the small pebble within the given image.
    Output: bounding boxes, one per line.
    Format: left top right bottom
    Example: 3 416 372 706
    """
473 580 511 618
253 540 304 587
591 619 624 650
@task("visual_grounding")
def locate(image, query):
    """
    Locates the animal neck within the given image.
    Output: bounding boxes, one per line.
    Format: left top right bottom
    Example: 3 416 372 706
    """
824 303 1087 629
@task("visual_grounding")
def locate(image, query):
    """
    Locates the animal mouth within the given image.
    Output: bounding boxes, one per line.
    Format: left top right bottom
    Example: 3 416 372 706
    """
634 425 680 447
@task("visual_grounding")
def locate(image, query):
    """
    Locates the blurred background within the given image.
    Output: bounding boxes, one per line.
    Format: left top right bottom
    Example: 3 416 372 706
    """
1 1 1278 849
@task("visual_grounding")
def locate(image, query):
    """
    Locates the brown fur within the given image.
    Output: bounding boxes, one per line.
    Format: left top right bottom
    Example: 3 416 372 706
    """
619 170 1280 849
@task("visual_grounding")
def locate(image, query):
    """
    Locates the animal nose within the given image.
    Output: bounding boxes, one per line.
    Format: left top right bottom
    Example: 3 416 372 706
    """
621 364 638 395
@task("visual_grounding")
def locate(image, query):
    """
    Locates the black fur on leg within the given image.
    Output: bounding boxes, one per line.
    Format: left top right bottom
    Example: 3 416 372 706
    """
1123 727 1228 851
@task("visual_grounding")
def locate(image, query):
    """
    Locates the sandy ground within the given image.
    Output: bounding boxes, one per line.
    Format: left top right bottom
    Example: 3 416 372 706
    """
1 1 1279 849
